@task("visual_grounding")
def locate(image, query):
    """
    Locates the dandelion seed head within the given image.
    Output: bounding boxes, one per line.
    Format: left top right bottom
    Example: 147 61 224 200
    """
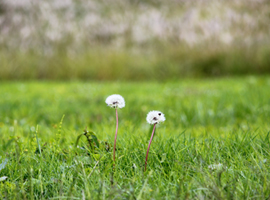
146 110 165 125
208 163 224 170
105 94 125 109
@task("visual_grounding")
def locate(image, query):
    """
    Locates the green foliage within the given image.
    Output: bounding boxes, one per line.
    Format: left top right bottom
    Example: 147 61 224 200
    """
0 45 270 80
0 77 270 199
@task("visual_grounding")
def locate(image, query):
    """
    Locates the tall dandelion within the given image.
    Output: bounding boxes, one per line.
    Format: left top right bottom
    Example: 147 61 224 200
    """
145 110 165 171
105 94 125 162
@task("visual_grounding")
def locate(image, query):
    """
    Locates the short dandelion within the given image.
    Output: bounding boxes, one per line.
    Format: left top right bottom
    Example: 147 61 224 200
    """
208 163 226 171
144 110 165 171
105 94 125 162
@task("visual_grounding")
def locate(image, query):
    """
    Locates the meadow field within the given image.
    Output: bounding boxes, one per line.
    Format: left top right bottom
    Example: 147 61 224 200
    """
1 0 270 80
0 76 270 199
1 0 270 199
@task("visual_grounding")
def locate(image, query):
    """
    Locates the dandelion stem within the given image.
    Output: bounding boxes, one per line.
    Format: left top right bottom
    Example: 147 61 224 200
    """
113 108 119 162
144 123 156 172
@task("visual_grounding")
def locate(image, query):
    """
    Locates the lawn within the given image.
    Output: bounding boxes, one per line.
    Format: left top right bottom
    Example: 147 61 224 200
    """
0 76 270 199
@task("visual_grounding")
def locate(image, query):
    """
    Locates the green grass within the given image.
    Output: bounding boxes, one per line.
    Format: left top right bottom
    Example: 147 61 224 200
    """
1 76 270 199
1 45 270 81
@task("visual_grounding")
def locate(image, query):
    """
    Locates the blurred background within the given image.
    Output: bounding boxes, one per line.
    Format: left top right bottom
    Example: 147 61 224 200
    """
0 0 270 81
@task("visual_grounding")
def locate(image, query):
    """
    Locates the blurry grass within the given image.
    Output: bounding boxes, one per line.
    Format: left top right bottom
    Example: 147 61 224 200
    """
0 77 270 199
0 76 270 130
1 44 270 80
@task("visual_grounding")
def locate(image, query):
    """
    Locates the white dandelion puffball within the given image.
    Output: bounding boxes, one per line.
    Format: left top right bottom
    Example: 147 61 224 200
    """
208 163 224 171
105 94 125 108
146 110 166 125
